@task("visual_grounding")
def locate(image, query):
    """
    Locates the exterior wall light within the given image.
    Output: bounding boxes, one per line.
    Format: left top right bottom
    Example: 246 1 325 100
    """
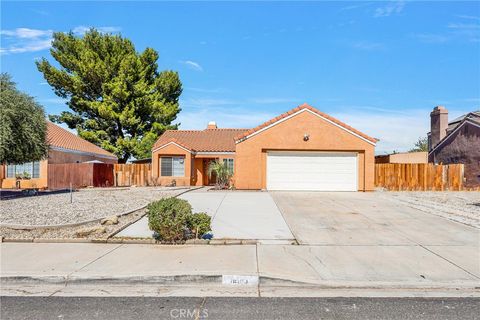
303 134 310 141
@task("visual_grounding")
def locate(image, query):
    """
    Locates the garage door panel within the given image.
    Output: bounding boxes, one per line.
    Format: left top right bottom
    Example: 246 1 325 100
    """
267 152 357 191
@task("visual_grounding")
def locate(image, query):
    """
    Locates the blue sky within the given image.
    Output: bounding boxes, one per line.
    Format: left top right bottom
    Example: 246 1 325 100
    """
1 1 479 153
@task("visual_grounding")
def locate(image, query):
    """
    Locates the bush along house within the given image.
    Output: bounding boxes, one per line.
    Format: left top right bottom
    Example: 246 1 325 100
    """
151 103 377 191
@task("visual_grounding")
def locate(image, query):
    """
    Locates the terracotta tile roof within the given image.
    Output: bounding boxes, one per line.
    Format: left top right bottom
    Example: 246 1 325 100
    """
153 128 248 152
235 103 378 144
47 122 117 158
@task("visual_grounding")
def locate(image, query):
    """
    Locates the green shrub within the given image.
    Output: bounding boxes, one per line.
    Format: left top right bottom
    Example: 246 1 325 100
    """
147 197 192 242
187 212 211 238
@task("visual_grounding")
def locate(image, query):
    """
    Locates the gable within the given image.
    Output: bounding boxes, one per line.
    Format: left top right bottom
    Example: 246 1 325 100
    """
236 107 376 146
430 120 480 159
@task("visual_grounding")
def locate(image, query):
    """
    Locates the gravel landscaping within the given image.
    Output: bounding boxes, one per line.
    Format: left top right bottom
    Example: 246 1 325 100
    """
0 187 190 226
381 191 480 228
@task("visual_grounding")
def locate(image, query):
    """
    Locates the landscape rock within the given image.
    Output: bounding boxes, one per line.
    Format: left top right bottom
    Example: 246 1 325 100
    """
101 215 119 225
75 226 106 237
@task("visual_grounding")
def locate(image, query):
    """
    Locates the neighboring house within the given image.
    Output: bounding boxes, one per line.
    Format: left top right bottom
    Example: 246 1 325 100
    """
428 106 480 187
152 104 377 191
1 122 118 189
375 152 428 164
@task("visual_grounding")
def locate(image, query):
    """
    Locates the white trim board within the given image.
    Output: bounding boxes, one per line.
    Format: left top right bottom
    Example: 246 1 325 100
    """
151 141 193 154
236 108 376 146
195 152 235 155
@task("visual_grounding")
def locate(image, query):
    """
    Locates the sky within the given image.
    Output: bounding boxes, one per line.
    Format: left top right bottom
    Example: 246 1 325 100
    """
1 1 479 154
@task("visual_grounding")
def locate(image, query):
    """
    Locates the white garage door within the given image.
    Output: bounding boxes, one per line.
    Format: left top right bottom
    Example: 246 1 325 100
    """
266 151 358 191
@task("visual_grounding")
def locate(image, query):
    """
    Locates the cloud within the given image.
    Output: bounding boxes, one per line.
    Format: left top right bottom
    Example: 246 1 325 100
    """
180 60 203 72
38 98 67 105
351 41 385 51
186 87 227 94
182 98 235 107
374 1 405 18
176 106 275 130
72 26 122 35
248 97 301 104
0 26 121 54
455 15 480 21
340 2 374 11
413 18 480 44
330 107 427 154
447 23 480 30
412 33 449 44
0 28 52 38
0 28 53 54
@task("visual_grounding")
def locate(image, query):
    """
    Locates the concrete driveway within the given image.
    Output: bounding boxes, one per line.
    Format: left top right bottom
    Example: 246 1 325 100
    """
268 192 480 284
117 189 294 241
180 190 294 240
270 192 479 246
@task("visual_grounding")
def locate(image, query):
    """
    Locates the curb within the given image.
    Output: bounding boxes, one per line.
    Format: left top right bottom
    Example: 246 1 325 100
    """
2 275 480 291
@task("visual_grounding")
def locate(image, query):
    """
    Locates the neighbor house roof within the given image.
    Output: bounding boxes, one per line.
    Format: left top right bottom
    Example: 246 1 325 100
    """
447 111 480 133
429 110 480 155
47 122 117 159
152 128 249 153
235 103 378 144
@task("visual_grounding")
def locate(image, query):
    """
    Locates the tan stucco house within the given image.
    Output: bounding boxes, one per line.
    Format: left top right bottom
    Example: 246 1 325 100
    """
151 104 377 191
1 122 117 189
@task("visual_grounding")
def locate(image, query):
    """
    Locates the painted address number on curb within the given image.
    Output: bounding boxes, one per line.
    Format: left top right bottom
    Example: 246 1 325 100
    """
222 275 259 285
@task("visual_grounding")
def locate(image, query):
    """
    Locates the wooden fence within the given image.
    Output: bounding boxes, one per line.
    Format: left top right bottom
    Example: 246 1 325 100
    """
114 163 152 187
375 163 465 191
47 163 114 190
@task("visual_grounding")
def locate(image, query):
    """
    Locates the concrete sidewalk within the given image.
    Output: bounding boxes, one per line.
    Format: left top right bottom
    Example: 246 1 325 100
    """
1 242 479 297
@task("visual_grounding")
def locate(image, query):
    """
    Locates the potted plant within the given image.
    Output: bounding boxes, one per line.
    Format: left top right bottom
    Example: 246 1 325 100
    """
207 160 233 189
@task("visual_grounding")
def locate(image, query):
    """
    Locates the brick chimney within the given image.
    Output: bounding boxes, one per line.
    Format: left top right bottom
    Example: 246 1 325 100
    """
430 106 448 148
207 121 217 129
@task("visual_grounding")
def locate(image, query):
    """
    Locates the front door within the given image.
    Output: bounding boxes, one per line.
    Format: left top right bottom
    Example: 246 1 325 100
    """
203 159 217 185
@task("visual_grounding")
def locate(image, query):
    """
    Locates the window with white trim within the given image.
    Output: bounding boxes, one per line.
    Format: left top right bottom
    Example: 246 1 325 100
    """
6 162 41 178
161 156 185 176
223 158 234 174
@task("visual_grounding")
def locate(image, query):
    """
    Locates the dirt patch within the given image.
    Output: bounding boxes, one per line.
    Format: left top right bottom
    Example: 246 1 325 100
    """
381 191 480 228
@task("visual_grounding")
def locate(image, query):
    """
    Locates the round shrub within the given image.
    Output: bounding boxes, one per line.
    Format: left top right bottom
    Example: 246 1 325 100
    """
147 197 192 242
187 212 212 238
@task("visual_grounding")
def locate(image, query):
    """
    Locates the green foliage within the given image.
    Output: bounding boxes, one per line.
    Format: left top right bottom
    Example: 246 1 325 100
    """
187 212 212 238
147 197 192 242
36 28 182 162
207 160 232 189
0 73 48 164
409 136 429 152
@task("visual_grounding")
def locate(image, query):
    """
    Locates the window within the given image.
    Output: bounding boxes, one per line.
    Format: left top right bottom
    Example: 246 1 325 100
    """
223 158 234 174
6 162 41 178
161 157 185 176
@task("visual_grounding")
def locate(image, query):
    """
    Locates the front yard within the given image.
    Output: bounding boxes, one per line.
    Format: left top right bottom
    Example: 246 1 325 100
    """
0 187 190 240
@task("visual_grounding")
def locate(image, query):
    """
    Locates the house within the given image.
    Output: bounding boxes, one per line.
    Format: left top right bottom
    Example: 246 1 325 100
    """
151 103 377 191
428 106 480 186
375 151 428 164
1 122 118 189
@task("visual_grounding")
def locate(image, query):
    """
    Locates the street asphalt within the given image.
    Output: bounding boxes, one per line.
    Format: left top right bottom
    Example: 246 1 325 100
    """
1 297 479 320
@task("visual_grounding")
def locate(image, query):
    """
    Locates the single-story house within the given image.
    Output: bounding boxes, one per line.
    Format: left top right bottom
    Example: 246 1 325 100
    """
1 122 118 189
151 103 377 191
375 151 428 164
428 106 480 186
